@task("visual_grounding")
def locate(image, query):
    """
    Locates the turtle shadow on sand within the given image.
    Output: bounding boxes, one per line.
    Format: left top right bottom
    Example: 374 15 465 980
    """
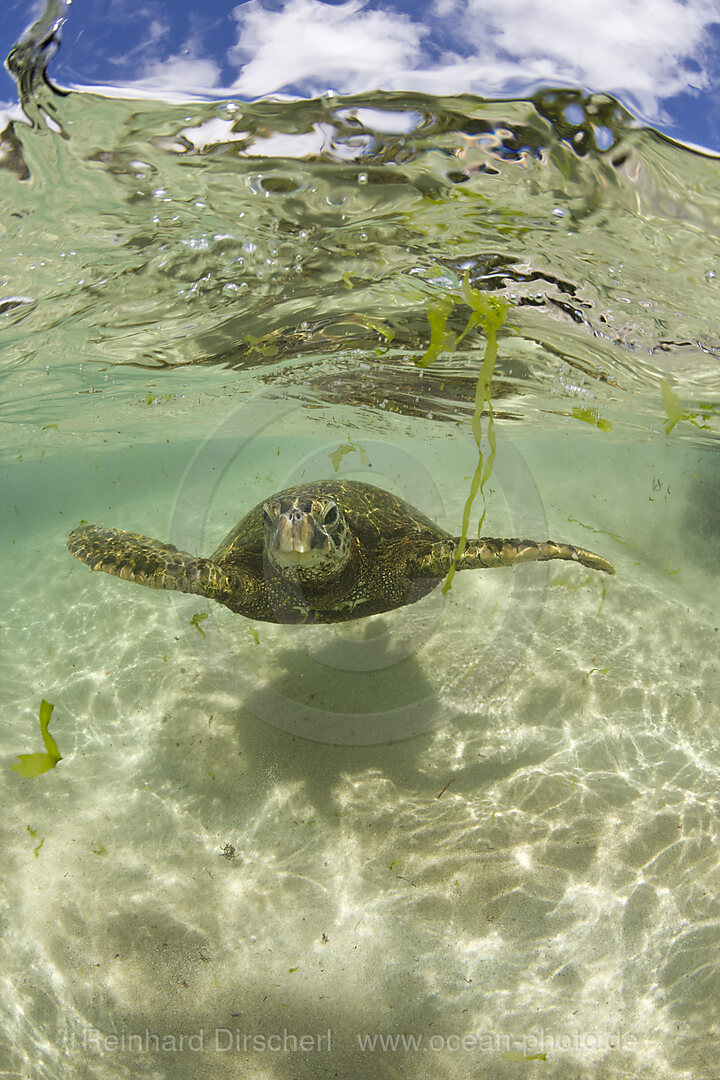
159 590 555 828
242 641 438 812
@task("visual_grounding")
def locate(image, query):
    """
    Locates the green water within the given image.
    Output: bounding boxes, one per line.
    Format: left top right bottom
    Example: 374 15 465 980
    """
2 78 720 1079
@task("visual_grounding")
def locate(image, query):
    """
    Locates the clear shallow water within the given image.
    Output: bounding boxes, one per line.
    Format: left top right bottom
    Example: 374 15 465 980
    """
2 12 720 1080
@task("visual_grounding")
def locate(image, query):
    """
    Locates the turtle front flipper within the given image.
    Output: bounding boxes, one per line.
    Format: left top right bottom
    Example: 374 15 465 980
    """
67 525 234 601
417 536 616 577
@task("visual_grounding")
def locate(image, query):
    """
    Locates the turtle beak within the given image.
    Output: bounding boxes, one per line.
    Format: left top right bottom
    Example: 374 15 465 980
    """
272 510 332 567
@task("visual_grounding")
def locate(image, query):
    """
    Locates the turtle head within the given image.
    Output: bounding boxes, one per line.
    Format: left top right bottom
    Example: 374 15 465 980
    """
262 492 350 573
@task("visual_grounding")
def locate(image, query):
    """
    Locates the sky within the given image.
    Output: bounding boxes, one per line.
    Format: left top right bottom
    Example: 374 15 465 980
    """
3 0 720 150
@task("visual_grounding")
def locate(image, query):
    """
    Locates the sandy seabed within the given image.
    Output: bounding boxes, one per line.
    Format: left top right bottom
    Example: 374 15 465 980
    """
2 427 719 1080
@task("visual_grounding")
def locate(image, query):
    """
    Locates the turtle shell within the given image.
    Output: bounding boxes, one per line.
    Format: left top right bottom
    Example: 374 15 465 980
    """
211 479 449 571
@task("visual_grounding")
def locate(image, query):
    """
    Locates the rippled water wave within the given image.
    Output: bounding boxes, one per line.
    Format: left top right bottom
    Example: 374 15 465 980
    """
2 8 720 453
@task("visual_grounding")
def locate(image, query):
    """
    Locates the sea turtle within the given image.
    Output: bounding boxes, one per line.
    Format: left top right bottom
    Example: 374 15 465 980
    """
67 479 615 625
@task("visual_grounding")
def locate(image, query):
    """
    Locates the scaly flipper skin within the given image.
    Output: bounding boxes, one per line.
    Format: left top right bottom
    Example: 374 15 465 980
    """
67 526 235 601
415 536 616 577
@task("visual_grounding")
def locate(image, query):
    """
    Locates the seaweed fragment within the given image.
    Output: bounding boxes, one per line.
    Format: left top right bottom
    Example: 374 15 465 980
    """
550 570 595 590
659 377 710 434
12 700 62 778
27 824 45 856
567 514 633 549
500 1051 548 1062
415 273 510 592
572 405 611 432
329 438 369 472
415 295 456 369
190 612 209 636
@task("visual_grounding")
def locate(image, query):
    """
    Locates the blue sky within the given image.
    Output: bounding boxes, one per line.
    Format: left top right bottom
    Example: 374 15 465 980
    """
3 0 720 150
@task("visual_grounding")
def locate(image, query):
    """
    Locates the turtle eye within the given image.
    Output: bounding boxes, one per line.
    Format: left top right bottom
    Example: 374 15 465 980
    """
323 502 339 527
262 503 275 526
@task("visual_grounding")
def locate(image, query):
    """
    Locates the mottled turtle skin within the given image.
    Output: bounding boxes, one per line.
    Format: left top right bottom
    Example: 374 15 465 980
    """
67 479 615 625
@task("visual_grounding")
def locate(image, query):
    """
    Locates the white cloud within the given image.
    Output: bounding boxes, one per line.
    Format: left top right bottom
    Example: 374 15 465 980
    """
453 0 719 115
339 108 423 133
71 53 223 102
179 117 247 150
224 0 720 123
0 102 27 129
65 0 720 129
127 55 222 95
229 0 426 97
